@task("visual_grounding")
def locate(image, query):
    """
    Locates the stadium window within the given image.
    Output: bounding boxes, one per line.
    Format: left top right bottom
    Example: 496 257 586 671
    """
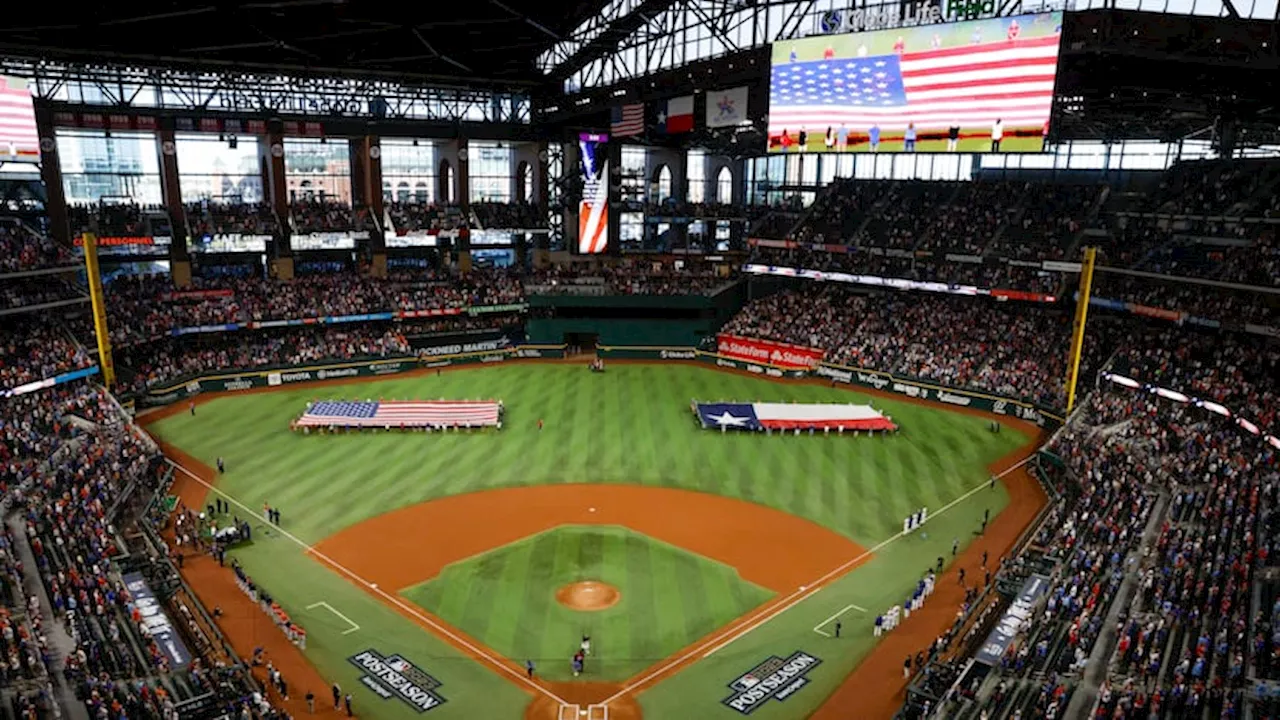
1067 141 1108 170
786 156 801 185
687 150 706 203
800 156 819 185
284 138 351 204
381 139 436 205
836 155 854 179
819 156 836 185
655 165 673 202
932 155 961 181
519 161 534 202
57 129 164 206
891 154 916 180
716 166 733 203
468 141 513 202
177 134 263 204
396 181 411 202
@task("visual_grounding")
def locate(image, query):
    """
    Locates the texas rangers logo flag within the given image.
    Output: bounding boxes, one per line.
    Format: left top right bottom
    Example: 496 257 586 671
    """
694 402 897 432
707 86 749 128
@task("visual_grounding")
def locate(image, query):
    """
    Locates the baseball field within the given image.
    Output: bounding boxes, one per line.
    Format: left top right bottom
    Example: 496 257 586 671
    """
143 361 1044 720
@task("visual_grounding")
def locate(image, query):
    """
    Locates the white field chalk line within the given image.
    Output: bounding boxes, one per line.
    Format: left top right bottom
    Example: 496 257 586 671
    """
813 604 867 637
306 601 361 635
168 460 570 706
601 453 1034 705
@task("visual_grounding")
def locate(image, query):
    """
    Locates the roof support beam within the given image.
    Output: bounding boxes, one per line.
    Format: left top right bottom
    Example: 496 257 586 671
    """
549 0 682 81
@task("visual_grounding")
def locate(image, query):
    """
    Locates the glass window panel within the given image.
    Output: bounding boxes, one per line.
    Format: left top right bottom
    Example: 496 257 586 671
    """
1251 0 1277 18
176 134 263 203
284 138 351 203
687 150 706 203
933 154 959 180
837 154 854 178
468 141 513 202
820 156 836 184
980 154 1007 169
1019 154 1055 169
57 129 163 205
800 156 818 185
382 139 437 204
1068 152 1105 169
716 167 733 203
786 155 801 185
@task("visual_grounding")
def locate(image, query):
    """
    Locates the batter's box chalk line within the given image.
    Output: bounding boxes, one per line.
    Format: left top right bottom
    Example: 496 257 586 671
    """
305 601 361 635
813 603 868 637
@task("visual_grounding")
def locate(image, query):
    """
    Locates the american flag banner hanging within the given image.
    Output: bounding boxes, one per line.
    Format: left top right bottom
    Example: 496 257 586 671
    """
0 76 40 160
610 104 645 137
292 400 503 430
767 13 1062 150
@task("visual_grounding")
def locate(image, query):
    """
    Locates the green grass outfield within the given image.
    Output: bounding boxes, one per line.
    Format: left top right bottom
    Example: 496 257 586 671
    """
403 525 774 682
151 363 1031 719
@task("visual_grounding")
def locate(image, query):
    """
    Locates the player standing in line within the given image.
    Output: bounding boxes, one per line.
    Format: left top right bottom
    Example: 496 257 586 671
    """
824 126 835 150
874 614 883 636
798 128 808 152
947 125 960 152
868 124 881 152
537 418 544 431
903 123 917 152
991 119 1004 152
837 124 849 151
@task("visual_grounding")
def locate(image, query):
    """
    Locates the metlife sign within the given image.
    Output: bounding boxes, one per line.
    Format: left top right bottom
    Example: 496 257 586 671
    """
814 0 1004 35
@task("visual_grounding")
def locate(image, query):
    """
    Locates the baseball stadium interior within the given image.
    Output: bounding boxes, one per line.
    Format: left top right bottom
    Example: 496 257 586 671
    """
0 0 1278 718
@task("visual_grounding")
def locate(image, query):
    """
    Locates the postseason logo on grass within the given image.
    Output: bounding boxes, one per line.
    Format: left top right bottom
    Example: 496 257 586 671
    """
722 651 822 714
348 649 447 713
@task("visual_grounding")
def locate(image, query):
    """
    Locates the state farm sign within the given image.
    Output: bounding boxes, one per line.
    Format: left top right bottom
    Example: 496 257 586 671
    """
716 334 825 370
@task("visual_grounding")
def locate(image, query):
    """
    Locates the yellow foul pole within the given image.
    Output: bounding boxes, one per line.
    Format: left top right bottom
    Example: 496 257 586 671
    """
1064 246 1097 413
81 233 116 388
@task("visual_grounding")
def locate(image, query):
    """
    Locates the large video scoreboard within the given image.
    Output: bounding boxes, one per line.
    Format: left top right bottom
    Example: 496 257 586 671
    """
767 12 1063 153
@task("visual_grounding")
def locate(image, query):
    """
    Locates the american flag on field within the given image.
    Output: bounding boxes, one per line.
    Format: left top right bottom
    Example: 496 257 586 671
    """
294 400 502 429
0 77 40 159
768 33 1061 134
611 103 645 137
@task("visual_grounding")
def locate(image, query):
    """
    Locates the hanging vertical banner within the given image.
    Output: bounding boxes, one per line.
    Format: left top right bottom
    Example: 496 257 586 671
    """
577 132 609 254
706 86 751 128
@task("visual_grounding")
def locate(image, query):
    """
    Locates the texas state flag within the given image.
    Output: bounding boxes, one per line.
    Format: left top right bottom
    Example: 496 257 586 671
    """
660 95 694 133
694 402 897 432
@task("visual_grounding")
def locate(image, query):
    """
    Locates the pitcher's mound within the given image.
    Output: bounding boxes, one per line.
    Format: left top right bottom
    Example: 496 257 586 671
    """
556 581 620 611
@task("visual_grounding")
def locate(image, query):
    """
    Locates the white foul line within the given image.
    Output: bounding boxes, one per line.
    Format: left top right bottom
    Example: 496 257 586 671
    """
601 453 1034 705
813 604 867 637
167 460 570 707
306 601 361 635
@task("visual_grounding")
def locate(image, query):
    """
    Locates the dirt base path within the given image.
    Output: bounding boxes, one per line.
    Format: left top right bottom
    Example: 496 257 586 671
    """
314 484 865 595
807 443 1047 720
168 464 351 718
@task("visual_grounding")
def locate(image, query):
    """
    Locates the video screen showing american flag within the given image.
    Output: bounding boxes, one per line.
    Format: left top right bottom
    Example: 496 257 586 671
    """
767 12 1063 154
577 133 609 254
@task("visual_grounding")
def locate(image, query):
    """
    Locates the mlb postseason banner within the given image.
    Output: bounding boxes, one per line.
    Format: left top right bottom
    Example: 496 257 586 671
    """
577 132 610 254
974 574 1050 666
716 334 825 370
123 572 192 670
767 12 1063 153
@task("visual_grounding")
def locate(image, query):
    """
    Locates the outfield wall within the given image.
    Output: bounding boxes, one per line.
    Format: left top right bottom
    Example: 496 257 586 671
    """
132 343 1063 428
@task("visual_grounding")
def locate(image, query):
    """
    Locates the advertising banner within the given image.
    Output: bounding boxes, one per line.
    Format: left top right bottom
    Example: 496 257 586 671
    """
974 574 1051 666
716 334 825 370
160 289 235 301
415 329 520 358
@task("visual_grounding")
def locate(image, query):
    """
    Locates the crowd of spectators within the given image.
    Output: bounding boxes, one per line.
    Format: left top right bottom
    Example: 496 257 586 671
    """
67 204 171 239
472 201 546 229
185 202 280 237
1092 272 1278 328
526 261 729 296
288 199 373 235
95 269 525 348
1 320 95 391
386 201 467 234
720 286 1099 407
0 222 74 274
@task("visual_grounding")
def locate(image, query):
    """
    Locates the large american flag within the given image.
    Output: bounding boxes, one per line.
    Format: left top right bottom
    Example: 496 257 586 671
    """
767 34 1060 133
0 77 39 159
294 400 502 429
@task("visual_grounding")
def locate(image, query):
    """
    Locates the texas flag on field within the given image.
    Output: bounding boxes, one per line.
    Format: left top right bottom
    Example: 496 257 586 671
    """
694 402 897 432
659 95 695 133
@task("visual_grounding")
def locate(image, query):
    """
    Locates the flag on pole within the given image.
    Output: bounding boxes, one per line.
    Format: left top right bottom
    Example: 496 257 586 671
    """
0 76 39 159
706 86 750 128
611 104 645 137
660 96 695 133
